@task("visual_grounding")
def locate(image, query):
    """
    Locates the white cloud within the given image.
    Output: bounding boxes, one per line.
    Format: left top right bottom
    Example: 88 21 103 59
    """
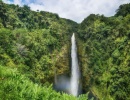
29 3 44 11
3 0 130 23
2 0 13 4
3 0 23 5
13 0 22 5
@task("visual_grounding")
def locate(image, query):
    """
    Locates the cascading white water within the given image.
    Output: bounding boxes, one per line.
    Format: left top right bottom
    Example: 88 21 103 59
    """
70 33 80 96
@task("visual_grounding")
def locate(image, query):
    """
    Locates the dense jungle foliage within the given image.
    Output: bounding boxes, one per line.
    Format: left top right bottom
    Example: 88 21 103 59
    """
0 1 81 99
0 65 88 100
78 3 130 100
0 0 130 100
0 1 78 83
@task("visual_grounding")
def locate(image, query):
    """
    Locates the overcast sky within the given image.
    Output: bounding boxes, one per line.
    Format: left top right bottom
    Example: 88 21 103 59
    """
3 0 130 23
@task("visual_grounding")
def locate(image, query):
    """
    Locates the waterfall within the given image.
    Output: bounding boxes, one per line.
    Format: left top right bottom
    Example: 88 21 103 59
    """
70 33 80 96
54 33 81 96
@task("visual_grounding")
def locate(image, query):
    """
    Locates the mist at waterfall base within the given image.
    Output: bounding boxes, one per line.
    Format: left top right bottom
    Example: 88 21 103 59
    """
54 33 81 96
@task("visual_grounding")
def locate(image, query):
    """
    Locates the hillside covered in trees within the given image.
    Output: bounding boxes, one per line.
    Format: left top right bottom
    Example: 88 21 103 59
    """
0 1 130 100
78 3 130 100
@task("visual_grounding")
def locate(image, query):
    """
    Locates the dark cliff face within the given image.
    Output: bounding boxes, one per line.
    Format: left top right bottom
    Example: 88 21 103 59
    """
77 38 90 93
54 41 71 76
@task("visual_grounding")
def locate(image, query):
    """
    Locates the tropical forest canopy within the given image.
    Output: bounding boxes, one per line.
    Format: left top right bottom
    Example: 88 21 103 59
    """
0 1 130 100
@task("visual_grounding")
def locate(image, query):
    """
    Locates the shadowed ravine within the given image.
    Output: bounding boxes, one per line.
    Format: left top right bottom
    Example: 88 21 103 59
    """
54 33 81 96
53 33 97 99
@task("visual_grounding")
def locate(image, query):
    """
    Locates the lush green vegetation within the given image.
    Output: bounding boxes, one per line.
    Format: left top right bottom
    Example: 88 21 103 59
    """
0 1 77 83
0 1 80 99
0 65 88 100
0 0 130 100
78 3 130 100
